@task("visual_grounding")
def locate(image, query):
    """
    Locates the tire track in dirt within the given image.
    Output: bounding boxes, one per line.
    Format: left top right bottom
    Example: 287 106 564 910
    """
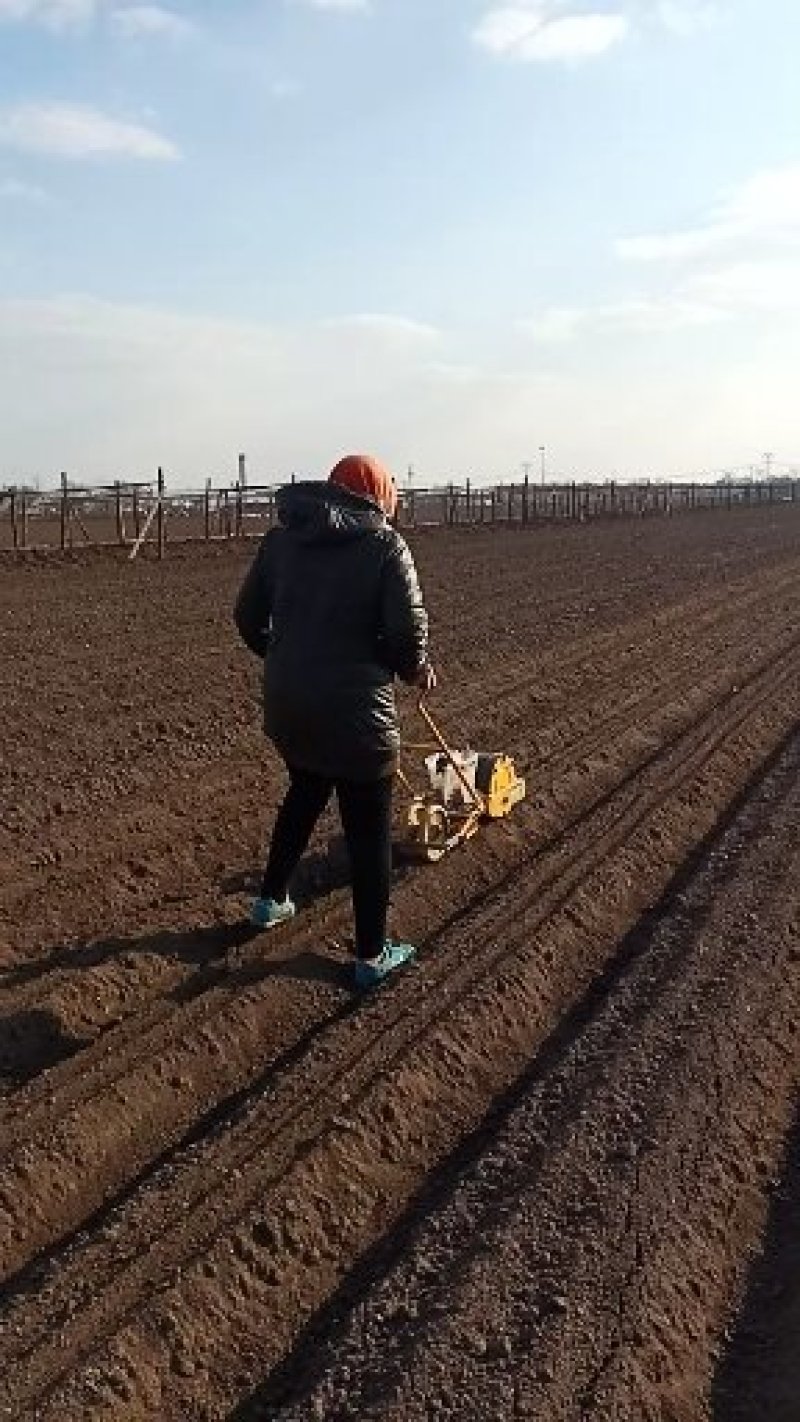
2 619 798 1180
0 609 795 1275
1 633 797 1419
446 559 800 724
2 556 796 981
254 732 800 1422
0 617 738 1107
3 513 798 894
36 656 799 1421
1 560 795 1101
0 579 751 1091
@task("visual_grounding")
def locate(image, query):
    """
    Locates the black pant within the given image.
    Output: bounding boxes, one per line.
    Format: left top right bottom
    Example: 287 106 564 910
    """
261 767 394 959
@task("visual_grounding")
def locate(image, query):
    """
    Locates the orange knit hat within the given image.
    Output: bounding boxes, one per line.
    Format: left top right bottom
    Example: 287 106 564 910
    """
329 453 398 519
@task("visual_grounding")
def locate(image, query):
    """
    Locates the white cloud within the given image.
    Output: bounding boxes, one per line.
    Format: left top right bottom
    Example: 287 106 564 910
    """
687 260 800 312
0 296 448 480
292 0 370 10
522 306 586 342
1 292 797 483
617 164 800 262
0 101 179 160
524 295 725 341
473 0 721 64
525 162 800 343
0 0 196 33
616 227 722 263
0 175 49 201
324 313 441 345
653 0 718 37
724 165 800 233
526 162 800 345
0 0 95 25
473 5 629 62
111 4 193 39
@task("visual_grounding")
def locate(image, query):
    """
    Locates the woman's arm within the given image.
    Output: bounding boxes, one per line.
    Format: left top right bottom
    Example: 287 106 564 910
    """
379 533 430 683
233 535 273 657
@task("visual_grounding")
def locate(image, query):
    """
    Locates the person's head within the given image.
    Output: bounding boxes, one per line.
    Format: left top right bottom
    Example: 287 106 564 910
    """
328 454 398 521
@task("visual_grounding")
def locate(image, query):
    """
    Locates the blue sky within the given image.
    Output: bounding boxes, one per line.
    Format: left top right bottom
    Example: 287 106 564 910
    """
0 0 798 484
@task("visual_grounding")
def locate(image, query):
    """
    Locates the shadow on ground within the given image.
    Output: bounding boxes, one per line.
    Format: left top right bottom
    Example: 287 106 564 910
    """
221 836 352 903
0 937 353 1091
0 1008 87 1088
0 835 354 996
0 919 261 994
0 830 359 1091
711 1099 800 1422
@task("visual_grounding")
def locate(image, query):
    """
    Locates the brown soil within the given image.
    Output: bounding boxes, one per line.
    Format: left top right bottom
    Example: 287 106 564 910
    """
248 732 800 1422
0 507 799 1420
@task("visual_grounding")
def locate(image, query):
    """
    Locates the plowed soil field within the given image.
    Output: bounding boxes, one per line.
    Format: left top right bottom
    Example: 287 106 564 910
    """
1 506 799 1421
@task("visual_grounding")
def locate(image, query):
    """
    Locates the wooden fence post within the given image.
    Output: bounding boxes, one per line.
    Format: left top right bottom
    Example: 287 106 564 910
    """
157 467 165 560
9 472 800 558
60 472 69 549
115 480 124 545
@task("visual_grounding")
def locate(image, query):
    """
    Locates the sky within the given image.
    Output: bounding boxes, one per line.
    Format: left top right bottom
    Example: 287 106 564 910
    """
0 0 798 485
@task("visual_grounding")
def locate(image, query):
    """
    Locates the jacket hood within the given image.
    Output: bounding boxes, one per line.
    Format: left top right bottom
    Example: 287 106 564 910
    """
276 480 387 545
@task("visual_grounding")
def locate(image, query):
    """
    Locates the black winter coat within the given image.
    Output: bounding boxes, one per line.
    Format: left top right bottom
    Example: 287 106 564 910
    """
233 482 429 781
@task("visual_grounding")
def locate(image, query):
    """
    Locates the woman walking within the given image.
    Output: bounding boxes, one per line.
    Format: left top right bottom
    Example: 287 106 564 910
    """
234 454 434 989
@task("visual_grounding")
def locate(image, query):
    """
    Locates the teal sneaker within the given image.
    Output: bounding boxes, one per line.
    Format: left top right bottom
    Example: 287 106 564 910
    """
250 896 296 930
354 941 417 990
